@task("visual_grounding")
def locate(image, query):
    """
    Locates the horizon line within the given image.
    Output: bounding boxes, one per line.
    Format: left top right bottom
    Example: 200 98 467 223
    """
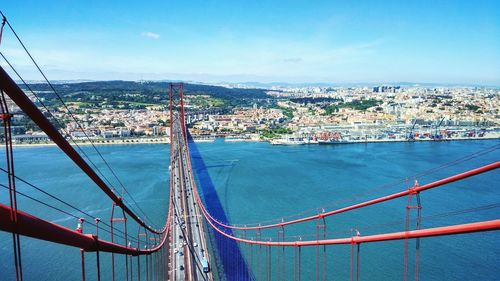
17 79 500 89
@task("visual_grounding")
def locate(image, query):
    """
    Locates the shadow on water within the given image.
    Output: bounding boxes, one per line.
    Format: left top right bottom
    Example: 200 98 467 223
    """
187 132 253 280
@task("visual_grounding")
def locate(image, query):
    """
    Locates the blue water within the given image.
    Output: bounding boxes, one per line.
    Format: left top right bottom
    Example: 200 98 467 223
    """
0 144 170 280
188 134 252 280
1 140 499 280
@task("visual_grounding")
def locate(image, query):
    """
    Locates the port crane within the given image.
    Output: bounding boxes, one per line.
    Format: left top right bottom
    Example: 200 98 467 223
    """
407 119 417 141
432 117 446 140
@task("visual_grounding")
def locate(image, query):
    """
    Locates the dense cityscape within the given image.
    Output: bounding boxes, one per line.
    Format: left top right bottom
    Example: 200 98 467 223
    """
5 81 499 145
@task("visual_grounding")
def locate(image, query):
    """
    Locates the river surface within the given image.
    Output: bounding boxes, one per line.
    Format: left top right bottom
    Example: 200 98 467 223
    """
1 139 499 280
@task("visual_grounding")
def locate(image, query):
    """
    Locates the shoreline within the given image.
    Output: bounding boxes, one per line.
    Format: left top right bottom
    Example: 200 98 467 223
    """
278 136 500 145
11 135 499 148
12 137 170 148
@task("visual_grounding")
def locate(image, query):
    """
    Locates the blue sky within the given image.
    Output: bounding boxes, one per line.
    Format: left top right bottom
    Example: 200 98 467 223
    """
1 0 499 85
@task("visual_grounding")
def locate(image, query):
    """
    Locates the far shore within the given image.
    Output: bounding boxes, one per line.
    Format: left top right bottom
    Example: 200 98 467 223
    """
12 137 170 148
10 135 499 148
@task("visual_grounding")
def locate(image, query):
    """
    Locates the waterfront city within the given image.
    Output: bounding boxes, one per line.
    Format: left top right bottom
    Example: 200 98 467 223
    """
6 83 499 146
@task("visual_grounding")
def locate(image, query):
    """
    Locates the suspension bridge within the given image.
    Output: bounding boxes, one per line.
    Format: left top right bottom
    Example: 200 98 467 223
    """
0 12 499 281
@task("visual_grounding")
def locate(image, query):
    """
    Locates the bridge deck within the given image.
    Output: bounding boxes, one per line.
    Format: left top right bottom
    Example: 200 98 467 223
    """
170 111 212 281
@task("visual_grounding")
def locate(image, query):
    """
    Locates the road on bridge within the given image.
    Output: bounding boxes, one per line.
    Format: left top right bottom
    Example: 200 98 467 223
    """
169 111 213 281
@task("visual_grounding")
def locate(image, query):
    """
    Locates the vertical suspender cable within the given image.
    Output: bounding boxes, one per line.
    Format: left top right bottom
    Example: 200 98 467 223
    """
298 246 301 281
1 90 23 281
95 219 101 281
415 192 422 281
356 244 361 281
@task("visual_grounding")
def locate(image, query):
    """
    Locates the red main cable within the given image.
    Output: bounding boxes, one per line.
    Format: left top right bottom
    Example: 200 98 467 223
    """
178 104 500 246
0 66 162 235
195 161 499 231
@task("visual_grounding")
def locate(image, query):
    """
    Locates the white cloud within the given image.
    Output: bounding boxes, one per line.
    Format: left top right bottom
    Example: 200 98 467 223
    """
141 32 160 40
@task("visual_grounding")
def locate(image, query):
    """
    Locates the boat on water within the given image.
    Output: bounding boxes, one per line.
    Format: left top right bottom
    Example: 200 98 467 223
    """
270 135 314 145
224 136 252 142
270 134 319 145
270 137 305 145
192 136 216 143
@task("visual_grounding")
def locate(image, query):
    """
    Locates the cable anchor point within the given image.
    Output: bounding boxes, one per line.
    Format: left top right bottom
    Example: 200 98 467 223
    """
76 218 85 233
350 228 361 244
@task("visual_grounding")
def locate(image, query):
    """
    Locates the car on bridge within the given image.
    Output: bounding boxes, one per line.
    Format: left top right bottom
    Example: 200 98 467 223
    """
201 258 210 273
